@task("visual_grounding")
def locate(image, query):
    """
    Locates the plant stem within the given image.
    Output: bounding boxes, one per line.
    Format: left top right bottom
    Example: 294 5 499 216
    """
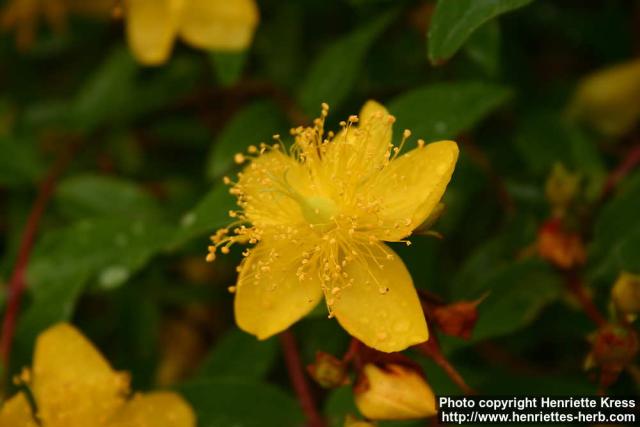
0 150 72 366
601 142 640 198
416 340 475 395
565 271 607 328
279 330 326 427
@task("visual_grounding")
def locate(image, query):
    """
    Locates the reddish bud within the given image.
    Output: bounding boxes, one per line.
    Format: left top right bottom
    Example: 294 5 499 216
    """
431 299 482 339
537 218 586 270
585 325 639 387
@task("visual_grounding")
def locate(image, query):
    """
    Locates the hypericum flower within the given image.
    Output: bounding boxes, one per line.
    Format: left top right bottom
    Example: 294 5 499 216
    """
568 59 640 137
125 0 259 65
207 101 459 352
354 363 437 420
0 323 195 427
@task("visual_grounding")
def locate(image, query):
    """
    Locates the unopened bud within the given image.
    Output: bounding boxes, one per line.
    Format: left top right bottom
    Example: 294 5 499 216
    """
589 325 639 367
545 163 580 217
537 219 586 270
567 59 640 137
354 364 436 420
611 272 640 317
307 352 348 389
585 324 639 388
432 299 482 339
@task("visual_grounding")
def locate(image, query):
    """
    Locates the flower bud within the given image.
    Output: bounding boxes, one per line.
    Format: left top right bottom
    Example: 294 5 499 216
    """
537 219 586 270
585 324 639 387
354 363 436 420
432 300 481 339
611 272 640 316
545 163 580 217
307 352 349 389
568 59 640 137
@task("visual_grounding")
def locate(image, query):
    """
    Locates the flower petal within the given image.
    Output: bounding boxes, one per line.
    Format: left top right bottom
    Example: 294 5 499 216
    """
125 0 180 65
235 240 323 339
237 150 311 229
323 100 394 179
31 323 129 427
178 0 259 51
106 392 195 427
0 393 37 427
328 242 428 352
370 140 458 241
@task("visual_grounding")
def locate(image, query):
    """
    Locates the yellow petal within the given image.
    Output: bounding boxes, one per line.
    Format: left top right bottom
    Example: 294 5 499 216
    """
178 0 259 51
106 392 195 427
237 150 311 229
323 100 394 181
31 323 129 427
370 140 458 241
125 0 181 65
328 242 427 352
235 240 323 339
0 393 38 427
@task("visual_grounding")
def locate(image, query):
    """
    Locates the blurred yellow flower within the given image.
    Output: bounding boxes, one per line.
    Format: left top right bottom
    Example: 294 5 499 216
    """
568 59 640 137
208 101 459 352
354 363 437 420
125 0 259 65
0 323 195 427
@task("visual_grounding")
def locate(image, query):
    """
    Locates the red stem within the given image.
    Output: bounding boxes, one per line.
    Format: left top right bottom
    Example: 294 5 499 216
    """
565 272 607 328
0 151 71 366
279 330 326 427
416 340 475 395
601 143 640 198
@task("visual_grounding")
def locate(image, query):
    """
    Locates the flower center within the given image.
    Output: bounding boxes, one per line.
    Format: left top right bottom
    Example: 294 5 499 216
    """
300 196 338 230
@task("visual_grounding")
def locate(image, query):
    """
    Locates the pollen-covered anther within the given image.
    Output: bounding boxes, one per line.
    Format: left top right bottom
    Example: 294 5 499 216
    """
247 145 258 154
228 286 236 293
221 246 230 254
234 153 246 164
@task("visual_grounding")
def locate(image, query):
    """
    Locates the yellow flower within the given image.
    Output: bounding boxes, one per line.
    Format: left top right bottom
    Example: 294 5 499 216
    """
568 59 640 137
0 323 195 427
208 101 459 352
125 0 259 66
354 363 437 420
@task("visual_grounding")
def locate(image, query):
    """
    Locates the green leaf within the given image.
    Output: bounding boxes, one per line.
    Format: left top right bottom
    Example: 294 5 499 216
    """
515 112 606 198
428 0 534 64
298 11 396 115
467 259 562 342
171 185 236 248
72 47 138 132
590 172 640 279
463 20 501 77
197 329 278 380
179 379 304 427
206 100 289 180
55 174 160 220
0 136 43 186
388 82 512 142
13 216 172 370
210 51 249 87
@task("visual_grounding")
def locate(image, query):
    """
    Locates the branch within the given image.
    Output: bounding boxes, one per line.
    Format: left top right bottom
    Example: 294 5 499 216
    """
416 339 475 395
601 142 640 198
279 330 326 427
0 147 73 366
565 271 607 328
